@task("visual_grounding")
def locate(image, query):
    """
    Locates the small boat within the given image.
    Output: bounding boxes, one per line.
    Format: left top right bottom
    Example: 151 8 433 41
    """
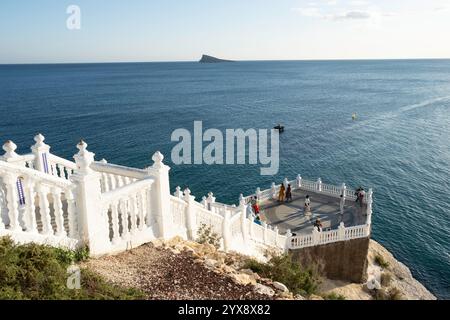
274 124 285 133
352 113 357 121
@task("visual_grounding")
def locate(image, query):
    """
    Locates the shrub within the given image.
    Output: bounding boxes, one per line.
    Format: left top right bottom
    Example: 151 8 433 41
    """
243 254 321 296
0 236 145 300
374 254 390 268
196 224 221 249
380 272 392 287
323 292 346 300
388 287 403 300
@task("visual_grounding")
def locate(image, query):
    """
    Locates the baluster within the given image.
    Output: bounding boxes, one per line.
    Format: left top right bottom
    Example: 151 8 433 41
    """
115 175 123 188
120 199 129 239
101 173 109 192
66 188 78 238
130 195 138 234
111 201 120 244
51 188 66 236
4 174 21 231
123 176 130 186
37 185 53 235
146 187 152 227
55 164 61 178
66 168 73 179
108 173 116 191
23 178 37 233
138 190 146 230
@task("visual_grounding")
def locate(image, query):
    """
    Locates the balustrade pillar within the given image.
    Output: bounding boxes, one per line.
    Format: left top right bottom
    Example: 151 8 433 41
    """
23 177 37 233
256 187 262 201
340 183 346 215
51 187 66 237
148 151 173 239
37 184 52 235
338 222 345 240
120 199 129 240
206 192 216 211
296 174 302 189
31 134 51 174
271 182 276 199
65 187 78 239
317 178 322 192
174 186 182 198
71 140 110 255
3 173 21 231
285 229 293 251
239 194 248 245
184 188 197 240
222 210 231 252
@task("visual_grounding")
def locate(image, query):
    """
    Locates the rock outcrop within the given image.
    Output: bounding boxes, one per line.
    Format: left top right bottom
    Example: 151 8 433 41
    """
199 54 234 63
84 237 435 300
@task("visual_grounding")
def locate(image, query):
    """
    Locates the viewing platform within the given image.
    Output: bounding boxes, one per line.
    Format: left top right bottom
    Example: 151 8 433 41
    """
260 188 368 235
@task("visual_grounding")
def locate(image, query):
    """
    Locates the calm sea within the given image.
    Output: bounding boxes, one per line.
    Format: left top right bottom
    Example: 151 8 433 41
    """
1 60 449 298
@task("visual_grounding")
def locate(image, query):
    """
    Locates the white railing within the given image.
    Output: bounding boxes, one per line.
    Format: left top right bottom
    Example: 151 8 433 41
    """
170 196 187 233
0 134 373 258
47 154 77 180
101 178 155 250
92 162 143 193
0 160 79 249
195 203 224 237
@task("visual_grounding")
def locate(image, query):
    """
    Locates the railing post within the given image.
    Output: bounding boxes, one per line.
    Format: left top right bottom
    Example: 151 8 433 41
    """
285 229 292 251
312 228 320 245
338 222 346 240
31 134 51 173
183 188 197 240
222 209 231 252
296 174 302 189
366 188 373 230
1 140 20 162
262 221 268 244
256 187 262 201
174 186 182 198
206 192 216 211
148 151 173 239
274 226 279 247
239 194 249 245
317 178 322 192
340 183 346 215
71 140 110 256
271 182 276 199
2 173 21 232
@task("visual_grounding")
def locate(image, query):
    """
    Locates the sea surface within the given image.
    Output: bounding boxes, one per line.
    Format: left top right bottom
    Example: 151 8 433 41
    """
1 60 449 298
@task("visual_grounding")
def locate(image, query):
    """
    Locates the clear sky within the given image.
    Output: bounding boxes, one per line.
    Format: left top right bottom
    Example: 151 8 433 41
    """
1 0 450 63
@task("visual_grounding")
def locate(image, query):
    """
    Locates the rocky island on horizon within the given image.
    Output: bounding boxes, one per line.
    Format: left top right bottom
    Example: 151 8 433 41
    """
199 54 234 63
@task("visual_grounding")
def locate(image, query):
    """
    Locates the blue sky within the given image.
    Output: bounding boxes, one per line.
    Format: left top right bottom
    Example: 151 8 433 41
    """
1 0 450 63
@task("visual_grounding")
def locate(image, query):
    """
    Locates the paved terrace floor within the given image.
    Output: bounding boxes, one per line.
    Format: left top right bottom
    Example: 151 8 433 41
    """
260 189 367 236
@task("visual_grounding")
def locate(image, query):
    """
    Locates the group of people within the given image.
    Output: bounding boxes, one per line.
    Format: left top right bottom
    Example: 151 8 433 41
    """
277 183 293 202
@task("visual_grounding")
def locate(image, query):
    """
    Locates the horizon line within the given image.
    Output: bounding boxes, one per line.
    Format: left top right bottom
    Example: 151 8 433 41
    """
1 57 450 66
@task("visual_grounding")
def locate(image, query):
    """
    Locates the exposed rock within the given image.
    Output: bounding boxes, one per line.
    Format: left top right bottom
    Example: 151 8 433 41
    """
368 240 436 300
253 283 275 297
205 259 218 268
309 294 324 300
273 281 289 293
231 273 257 286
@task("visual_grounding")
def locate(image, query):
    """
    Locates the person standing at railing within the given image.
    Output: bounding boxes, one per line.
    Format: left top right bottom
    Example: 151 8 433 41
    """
278 183 285 202
285 184 292 202
304 195 311 215
251 196 260 215
313 218 322 232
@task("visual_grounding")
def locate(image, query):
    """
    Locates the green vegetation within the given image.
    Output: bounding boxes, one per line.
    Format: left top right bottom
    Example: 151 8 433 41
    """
374 287 403 300
0 236 145 300
322 292 346 300
196 223 221 249
374 254 390 268
244 254 321 296
380 272 392 287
